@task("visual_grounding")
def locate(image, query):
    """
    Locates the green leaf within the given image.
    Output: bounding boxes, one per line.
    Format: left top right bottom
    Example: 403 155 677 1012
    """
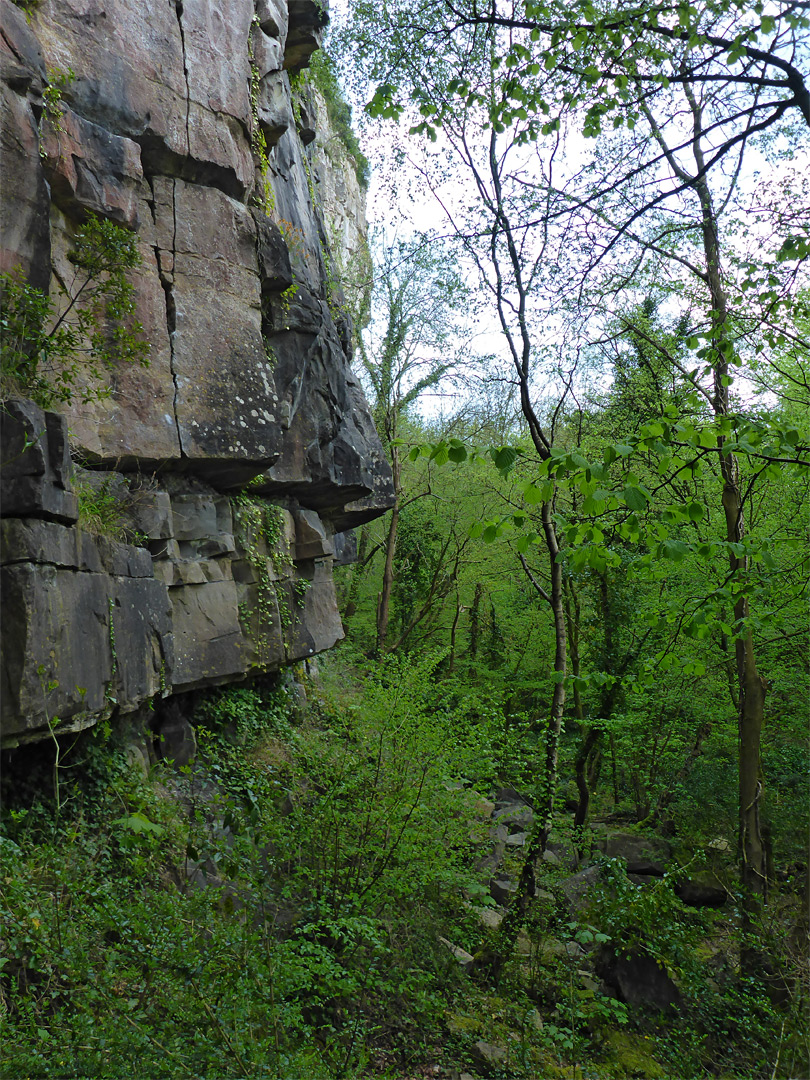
622 485 649 511
687 501 703 522
491 446 519 474
114 812 164 835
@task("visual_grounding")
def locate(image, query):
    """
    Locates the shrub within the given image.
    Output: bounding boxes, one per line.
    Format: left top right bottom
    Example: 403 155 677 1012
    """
0 216 149 406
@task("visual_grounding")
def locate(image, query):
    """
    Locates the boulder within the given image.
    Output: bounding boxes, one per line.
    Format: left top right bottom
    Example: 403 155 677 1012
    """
675 875 727 907
595 945 682 1011
471 1040 508 1076
601 831 672 875
559 865 602 913
438 937 475 973
490 877 517 905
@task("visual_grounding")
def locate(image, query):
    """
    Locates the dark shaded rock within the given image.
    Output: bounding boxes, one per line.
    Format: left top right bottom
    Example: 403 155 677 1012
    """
675 875 727 907
284 0 328 71
471 1039 508 1075
1 401 78 523
490 877 517 905
123 488 173 540
0 554 171 745
254 211 294 295
595 945 682 1011
0 0 50 292
494 786 533 808
331 529 357 565
155 700 196 768
292 506 332 560
560 865 602 913
493 803 534 832
601 831 672 875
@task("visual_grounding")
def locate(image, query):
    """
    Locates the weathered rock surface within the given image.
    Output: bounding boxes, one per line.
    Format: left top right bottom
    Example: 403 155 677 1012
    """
598 830 673 876
0 0 394 745
595 945 683 1011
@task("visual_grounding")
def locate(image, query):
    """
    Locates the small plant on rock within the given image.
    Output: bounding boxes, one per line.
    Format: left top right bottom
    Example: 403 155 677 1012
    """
0 215 149 406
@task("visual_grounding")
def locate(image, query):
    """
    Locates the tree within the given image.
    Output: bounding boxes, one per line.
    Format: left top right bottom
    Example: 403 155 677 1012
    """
354 233 472 653
343 0 810 939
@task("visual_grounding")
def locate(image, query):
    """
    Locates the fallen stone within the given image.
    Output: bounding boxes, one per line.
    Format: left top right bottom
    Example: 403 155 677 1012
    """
493 804 534 831
601 831 672 875
675 875 727 907
471 1039 508 1075
595 945 682 1011
490 877 517 905
560 865 602 913
438 936 475 973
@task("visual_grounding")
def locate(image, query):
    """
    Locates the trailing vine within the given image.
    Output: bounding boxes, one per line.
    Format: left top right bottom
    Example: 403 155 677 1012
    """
248 12 274 216
232 495 295 660
106 597 118 704
40 66 75 159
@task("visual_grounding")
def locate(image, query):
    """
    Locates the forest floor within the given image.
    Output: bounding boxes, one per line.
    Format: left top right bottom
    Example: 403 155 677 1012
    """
0 651 808 1079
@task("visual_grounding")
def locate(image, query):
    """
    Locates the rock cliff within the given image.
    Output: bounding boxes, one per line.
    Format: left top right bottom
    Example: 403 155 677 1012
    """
0 0 393 746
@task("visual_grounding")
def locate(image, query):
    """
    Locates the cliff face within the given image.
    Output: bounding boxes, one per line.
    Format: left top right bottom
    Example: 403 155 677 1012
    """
0 0 393 746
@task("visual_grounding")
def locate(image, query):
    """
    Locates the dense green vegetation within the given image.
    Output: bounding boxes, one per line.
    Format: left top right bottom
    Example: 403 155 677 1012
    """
1 0 807 1076
1 652 806 1077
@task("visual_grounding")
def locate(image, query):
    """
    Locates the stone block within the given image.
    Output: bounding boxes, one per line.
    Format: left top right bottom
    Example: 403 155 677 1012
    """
282 560 343 659
0 476 79 524
284 0 328 71
169 580 246 690
187 534 236 558
235 577 285 671
41 106 145 228
0 562 111 739
109 575 173 710
148 538 182 561
53 229 181 464
331 529 357 565
0 552 172 745
292 506 333 560
256 0 288 42
171 494 219 541
123 489 173 540
602 831 672 876
254 209 294 293
1 518 100 572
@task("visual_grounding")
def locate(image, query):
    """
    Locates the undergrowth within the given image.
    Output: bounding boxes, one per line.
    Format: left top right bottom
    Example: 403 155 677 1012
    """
1 655 806 1079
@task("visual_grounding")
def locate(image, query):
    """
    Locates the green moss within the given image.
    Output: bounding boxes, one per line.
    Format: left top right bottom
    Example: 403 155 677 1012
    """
604 1030 667 1078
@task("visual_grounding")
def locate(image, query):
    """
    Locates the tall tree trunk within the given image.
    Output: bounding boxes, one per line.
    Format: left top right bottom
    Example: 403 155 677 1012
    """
375 451 401 654
685 85 768 907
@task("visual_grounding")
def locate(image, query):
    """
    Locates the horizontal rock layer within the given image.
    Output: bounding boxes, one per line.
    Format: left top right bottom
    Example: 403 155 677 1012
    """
1 404 347 744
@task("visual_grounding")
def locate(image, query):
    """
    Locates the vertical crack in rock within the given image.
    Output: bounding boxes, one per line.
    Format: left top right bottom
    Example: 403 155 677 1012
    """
174 1 191 157
148 172 185 457
164 178 184 455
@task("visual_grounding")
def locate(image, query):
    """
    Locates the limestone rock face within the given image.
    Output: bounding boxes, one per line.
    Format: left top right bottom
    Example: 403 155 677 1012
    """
0 0 393 745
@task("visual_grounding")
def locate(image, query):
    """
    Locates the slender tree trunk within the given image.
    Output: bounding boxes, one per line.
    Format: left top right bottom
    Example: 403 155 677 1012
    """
469 582 483 659
685 85 767 907
344 526 369 619
375 451 400 654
